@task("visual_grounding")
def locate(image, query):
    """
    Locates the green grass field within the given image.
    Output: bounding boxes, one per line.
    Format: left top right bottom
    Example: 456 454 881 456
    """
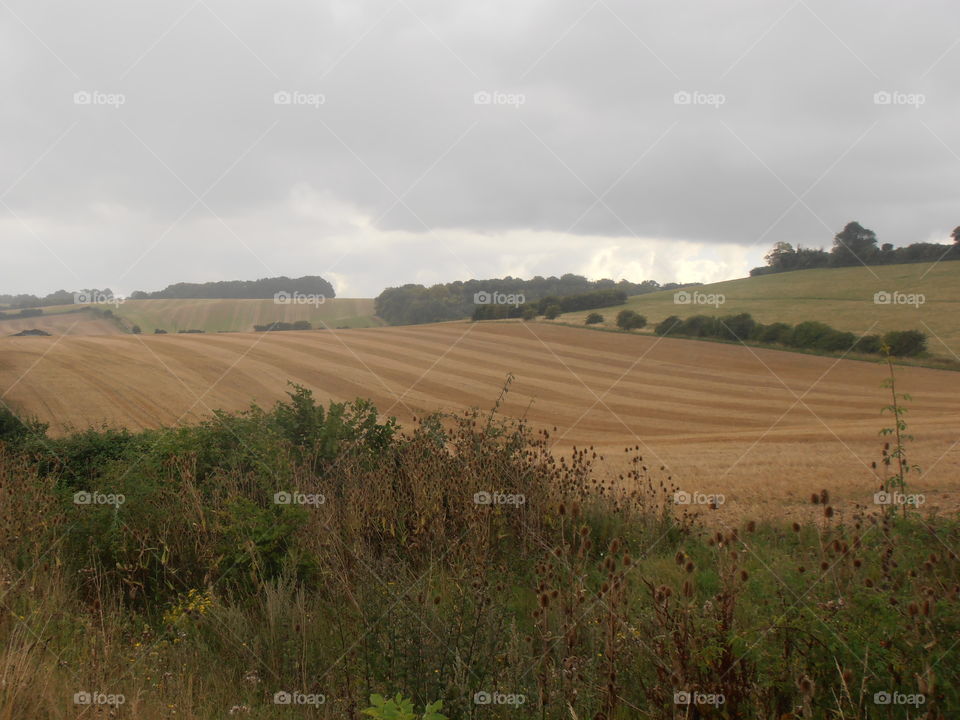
558 262 960 359
38 298 381 333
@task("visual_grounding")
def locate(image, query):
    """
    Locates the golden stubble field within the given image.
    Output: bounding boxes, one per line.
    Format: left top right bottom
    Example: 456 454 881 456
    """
1 321 958 519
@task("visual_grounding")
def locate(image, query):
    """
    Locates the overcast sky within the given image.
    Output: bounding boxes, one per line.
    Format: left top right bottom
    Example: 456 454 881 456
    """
1 0 957 297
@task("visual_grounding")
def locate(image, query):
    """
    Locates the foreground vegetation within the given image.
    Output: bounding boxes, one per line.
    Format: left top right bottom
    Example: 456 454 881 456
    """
0 384 957 718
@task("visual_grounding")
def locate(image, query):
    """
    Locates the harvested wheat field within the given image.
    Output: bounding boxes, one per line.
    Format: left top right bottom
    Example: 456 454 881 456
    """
1 320 958 518
0 309 122 337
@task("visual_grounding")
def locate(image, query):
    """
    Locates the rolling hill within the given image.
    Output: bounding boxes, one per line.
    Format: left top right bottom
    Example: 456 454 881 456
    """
2 321 958 517
555 262 960 359
35 297 382 334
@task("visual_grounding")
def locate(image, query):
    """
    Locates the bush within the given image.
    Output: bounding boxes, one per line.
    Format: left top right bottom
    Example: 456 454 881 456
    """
154 328 168 334
853 334 882 354
787 321 834 348
544 304 562 320
654 315 683 336
677 315 715 337
131 325 142 334
753 322 792 344
817 329 857 352
715 313 756 341
521 306 537 321
615 310 646 330
585 312 604 325
882 329 927 357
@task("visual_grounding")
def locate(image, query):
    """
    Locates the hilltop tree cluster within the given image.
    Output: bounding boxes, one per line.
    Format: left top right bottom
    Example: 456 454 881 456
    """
752 221 960 275
375 274 689 325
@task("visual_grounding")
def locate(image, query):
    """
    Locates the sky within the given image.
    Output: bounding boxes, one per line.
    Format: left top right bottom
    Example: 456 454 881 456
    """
1 0 957 298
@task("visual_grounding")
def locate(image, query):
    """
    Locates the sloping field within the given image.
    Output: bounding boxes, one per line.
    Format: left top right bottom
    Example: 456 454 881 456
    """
560 262 960 358
0 309 122 336
40 297 381 333
1 322 958 517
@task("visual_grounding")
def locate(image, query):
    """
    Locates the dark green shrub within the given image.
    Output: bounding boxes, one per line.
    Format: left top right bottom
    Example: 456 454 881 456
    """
615 310 646 330
715 313 756 341
882 330 927 357
853 334 882 354
544 304 562 320
654 315 683 336
585 312 604 325
788 320 834 348
678 315 716 337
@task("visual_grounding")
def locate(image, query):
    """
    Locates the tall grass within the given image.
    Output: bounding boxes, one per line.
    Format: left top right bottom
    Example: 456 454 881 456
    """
0 384 956 718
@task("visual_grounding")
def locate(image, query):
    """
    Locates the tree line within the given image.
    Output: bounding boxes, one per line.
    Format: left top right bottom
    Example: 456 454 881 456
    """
752 222 960 276
653 312 927 357
375 274 689 325
472 288 630 321
130 276 335 300
0 276 336 309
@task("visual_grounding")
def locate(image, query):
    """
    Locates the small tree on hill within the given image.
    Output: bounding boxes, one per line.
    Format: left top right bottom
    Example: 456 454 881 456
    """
544 304 562 320
615 310 646 330
585 312 604 325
